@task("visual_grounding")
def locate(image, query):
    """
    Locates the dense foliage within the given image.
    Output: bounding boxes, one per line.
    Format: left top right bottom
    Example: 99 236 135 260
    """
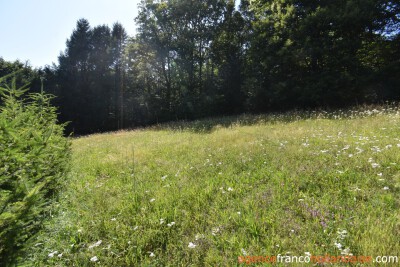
0 74 70 265
2 0 399 134
0 59 42 105
245 0 400 110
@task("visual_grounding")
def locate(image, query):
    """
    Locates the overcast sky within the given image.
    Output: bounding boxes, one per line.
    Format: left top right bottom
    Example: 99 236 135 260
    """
0 0 140 68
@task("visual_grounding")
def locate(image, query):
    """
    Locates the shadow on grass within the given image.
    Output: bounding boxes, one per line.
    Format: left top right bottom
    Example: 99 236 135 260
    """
149 112 317 134
148 104 398 134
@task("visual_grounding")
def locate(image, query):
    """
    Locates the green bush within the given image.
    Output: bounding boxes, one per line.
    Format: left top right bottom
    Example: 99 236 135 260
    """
0 74 70 265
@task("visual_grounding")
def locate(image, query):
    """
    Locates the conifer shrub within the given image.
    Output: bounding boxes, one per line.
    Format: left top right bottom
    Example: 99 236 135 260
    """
0 74 70 265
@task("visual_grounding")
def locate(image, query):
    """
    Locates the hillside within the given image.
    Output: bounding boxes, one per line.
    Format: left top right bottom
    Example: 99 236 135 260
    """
29 109 399 266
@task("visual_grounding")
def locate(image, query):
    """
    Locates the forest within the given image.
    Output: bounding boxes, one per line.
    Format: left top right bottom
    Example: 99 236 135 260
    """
1 0 399 134
1 1 400 265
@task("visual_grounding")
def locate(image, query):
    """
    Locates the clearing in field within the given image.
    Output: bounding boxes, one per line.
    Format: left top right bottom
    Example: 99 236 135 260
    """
30 108 399 266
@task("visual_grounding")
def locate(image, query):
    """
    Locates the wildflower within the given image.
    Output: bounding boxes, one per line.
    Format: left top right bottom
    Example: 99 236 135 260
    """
371 146 382 153
227 187 233 191
337 229 348 238
377 173 383 177
111 218 116 221
90 256 98 262
48 251 58 258
160 218 165 224
188 242 197 249
383 186 389 190
89 240 102 249
371 163 380 168
341 247 352 255
150 198 156 202
161 175 168 181
241 248 248 256
167 222 175 227
149 252 155 257
211 227 220 236
355 147 364 154
57 253 63 258
334 242 342 249
195 233 204 240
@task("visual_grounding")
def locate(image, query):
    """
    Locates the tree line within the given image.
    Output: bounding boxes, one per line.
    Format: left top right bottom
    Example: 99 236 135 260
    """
2 0 399 134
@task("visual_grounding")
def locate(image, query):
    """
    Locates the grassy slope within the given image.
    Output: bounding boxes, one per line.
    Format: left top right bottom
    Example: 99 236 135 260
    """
31 111 399 266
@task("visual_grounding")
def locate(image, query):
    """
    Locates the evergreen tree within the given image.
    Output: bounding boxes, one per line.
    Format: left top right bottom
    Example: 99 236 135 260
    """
112 23 128 129
27 1 399 134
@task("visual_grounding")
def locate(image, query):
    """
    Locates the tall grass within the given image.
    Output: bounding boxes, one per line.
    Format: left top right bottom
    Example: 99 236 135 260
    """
28 106 399 266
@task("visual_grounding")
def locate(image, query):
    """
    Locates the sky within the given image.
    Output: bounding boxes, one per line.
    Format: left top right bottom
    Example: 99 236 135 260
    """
0 0 141 68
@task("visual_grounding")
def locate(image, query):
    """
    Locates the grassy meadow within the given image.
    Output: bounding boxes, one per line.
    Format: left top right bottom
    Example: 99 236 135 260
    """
28 108 400 266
